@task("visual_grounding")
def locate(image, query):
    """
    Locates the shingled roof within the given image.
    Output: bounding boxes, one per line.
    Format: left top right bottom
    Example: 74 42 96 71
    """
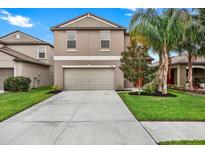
50 13 126 31
0 31 53 47
0 45 50 66
152 54 205 66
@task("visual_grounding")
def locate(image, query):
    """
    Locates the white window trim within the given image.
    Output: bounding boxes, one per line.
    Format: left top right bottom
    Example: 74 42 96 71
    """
37 46 47 59
66 31 77 51
100 49 111 52
66 49 77 52
100 31 111 51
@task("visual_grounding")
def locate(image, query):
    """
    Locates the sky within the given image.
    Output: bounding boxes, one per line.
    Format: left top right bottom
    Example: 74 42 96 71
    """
0 8 160 61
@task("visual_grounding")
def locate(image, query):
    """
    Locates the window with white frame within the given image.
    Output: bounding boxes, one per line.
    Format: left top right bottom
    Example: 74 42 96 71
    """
67 31 77 49
38 46 46 59
100 31 110 49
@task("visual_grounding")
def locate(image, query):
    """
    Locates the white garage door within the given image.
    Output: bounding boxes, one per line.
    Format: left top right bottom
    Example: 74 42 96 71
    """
64 68 115 90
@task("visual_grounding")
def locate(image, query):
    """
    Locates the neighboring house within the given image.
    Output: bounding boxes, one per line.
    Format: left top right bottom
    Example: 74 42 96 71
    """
153 54 205 88
51 13 133 90
0 31 54 90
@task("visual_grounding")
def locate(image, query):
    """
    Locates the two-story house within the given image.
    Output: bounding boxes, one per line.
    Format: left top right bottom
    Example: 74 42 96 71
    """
0 31 54 90
51 13 130 90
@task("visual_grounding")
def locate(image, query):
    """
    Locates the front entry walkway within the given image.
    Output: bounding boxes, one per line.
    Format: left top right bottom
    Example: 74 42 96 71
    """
0 91 156 145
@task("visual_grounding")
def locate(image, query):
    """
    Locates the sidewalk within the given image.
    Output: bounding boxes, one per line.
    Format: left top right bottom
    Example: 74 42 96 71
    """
141 121 205 142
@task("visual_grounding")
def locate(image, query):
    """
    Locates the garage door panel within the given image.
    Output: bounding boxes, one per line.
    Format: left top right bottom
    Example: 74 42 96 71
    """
64 68 114 90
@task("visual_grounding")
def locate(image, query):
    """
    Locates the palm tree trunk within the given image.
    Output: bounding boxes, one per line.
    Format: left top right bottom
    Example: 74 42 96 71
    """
188 54 194 91
157 60 163 92
161 48 169 95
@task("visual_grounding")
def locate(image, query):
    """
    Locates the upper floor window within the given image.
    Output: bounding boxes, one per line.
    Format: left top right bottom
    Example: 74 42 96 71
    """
67 31 77 50
100 31 110 50
37 46 46 59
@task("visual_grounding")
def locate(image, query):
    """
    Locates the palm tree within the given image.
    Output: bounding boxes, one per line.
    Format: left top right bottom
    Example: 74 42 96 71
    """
176 9 205 91
129 9 182 94
197 8 205 25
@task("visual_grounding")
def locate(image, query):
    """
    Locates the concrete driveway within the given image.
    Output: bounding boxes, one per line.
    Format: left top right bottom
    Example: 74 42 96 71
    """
0 91 156 145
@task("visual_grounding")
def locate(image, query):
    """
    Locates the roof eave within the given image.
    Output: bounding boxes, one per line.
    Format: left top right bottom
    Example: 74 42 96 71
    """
14 58 50 66
1 41 53 48
0 47 50 67
0 30 53 47
170 62 205 66
50 27 126 31
50 13 127 30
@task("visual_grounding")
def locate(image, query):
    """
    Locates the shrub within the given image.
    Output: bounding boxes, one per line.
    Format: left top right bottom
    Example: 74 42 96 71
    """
143 83 157 95
51 85 61 91
4 76 31 92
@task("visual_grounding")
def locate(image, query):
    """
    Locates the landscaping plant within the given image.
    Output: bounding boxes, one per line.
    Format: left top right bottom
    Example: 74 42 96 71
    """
129 9 183 95
4 76 31 92
120 44 157 95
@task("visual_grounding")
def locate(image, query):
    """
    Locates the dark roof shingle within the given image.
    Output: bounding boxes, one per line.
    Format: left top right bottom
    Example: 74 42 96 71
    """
0 46 50 66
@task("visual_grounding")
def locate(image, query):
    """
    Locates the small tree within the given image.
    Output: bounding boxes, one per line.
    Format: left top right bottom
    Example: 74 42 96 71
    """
120 44 157 94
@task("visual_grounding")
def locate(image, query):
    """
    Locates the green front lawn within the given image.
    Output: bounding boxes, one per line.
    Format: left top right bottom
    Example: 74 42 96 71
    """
119 90 205 121
159 140 205 145
0 86 54 122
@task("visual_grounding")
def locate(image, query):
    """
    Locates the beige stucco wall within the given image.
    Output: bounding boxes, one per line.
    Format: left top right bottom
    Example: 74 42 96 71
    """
21 62 52 88
63 17 113 28
0 52 23 76
170 64 187 87
53 29 126 89
54 30 124 56
53 15 129 90
6 45 54 84
7 45 54 64
179 65 187 87
1 31 54 86
124 35 130 51
0 52 15 68
4 45 54 84
54 60 123 90
172 64 205 87
0 51 52 88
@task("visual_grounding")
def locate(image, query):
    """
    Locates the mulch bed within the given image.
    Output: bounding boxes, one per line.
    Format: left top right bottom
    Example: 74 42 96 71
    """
46 90 62 94
116 89 132 92
129 91 177 97
171 88 205 96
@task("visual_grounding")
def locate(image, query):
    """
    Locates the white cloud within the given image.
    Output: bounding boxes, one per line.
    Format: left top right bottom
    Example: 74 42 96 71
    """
125 13 133 17
123 8 136 17
0 9 33 28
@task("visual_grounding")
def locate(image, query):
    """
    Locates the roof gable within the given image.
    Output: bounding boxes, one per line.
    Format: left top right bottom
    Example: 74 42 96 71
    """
0 31 53 47
0 31 45 43
51 13 126 30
